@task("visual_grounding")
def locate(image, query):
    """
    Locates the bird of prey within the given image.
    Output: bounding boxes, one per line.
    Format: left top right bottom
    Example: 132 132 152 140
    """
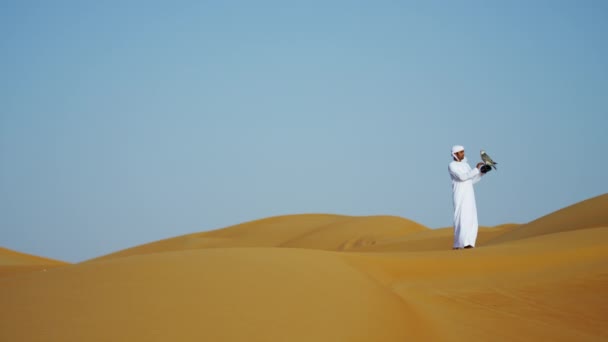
480 150 498 170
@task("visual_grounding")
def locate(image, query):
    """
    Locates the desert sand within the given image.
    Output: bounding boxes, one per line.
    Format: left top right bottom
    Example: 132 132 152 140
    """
0 246 69 278
1 193 607 341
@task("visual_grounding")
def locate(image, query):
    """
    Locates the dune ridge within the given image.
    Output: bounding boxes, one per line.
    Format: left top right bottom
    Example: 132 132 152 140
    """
1 194 607 341
90 214 428 262
0 246 69 278
487 193 608 244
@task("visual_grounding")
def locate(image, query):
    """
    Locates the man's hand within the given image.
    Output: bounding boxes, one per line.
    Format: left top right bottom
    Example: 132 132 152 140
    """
476 162 485 169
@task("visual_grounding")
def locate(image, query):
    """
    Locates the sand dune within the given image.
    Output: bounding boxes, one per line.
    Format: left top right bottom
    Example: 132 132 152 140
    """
91 214 427 261
346 226 608 341
1 194 607 341
0 246 69 278
487 193 608 244
0 248 435 341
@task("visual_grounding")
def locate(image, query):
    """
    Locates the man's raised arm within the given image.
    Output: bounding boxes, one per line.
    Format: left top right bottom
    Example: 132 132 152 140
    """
449 163 483 182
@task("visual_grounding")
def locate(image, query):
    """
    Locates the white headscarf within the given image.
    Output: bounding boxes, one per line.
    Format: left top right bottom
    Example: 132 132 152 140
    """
451 145 465 161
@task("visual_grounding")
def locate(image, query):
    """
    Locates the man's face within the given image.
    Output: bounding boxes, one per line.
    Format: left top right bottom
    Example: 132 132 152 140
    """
455 150 465 161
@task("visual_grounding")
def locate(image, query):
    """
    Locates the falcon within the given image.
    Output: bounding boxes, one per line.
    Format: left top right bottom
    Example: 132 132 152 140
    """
480 150 498 170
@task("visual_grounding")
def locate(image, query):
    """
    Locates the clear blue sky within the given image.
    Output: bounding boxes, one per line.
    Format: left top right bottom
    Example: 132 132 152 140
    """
1 1 607 262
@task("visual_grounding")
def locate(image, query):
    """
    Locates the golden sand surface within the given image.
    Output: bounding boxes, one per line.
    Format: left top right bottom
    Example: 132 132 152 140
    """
1 194 606 341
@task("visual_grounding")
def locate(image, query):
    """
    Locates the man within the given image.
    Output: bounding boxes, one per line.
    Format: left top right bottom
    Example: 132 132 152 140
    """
448 145 486 249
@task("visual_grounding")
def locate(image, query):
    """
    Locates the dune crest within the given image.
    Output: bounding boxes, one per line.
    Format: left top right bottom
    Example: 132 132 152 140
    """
0 247 69 277
487 193 608 244
90 214 428 261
